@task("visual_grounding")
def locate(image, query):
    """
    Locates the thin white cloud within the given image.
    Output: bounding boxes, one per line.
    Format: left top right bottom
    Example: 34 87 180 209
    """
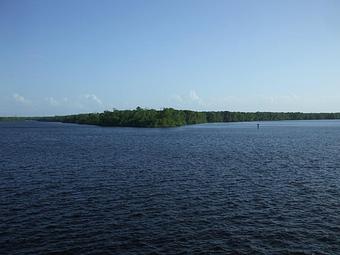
44 97 59 106
38 94 105 113
289 93 299 100
169 91 303 111
13 93 30 104
83 94 103 105
265 93 300 105
189 90 200 101
171 94 184 102
169 90 205 110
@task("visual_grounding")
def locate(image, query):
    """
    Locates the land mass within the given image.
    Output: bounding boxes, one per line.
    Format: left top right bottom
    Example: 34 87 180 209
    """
3 107 340 128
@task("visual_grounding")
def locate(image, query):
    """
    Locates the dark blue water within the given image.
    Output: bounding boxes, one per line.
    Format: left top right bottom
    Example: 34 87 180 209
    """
1 120 340 255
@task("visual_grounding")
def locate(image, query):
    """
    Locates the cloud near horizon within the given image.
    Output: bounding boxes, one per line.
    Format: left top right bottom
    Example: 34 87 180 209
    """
13 93 30 104
172 90 204 108
45 97 59 106
189 90 200 101
7 93 106 115
82 94 103 106
168 90 308 112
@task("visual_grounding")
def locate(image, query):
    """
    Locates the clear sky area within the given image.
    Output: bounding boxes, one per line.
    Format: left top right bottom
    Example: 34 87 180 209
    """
1 0 340 116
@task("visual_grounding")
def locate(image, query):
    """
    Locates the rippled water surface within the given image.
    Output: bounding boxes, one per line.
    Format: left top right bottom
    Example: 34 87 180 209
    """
1 120 340 254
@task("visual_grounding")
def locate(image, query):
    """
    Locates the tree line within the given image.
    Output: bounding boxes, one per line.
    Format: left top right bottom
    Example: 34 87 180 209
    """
36 107 340 127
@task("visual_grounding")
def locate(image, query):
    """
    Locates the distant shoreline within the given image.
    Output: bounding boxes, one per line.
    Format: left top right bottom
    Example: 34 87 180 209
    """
2 108 340 128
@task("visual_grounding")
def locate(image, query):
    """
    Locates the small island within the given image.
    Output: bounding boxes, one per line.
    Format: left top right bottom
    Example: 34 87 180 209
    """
19 107 340 128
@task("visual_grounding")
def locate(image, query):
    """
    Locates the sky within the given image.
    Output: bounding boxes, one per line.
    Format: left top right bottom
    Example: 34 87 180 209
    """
1 0 340 116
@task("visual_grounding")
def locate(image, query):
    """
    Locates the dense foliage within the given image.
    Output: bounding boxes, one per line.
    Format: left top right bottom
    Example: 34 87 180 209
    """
36 107 340 127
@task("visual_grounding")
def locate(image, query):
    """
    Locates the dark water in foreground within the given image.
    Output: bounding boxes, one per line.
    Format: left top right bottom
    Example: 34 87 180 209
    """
1 120 340 255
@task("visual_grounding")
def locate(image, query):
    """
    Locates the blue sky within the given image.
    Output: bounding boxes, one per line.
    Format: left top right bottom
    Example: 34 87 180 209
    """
1 0 340 116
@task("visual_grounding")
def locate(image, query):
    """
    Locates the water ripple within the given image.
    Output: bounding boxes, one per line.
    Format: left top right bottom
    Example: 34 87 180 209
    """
1 120 340 254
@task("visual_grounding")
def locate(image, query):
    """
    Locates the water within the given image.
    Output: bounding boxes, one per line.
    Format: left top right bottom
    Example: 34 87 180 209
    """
1 120 340 254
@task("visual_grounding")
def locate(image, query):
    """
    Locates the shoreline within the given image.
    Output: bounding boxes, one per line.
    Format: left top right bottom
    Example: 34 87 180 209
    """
2 108 340 128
